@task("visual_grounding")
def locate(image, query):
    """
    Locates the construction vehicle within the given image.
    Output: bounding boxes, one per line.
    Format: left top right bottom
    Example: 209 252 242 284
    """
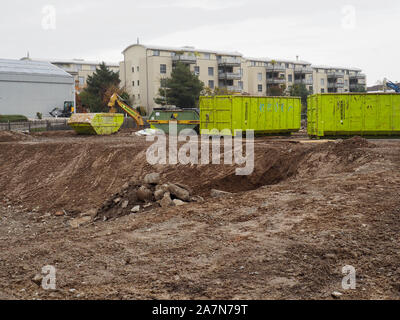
49 101 75 118
385 79 400 93
68 93 145 135
108 93 145 129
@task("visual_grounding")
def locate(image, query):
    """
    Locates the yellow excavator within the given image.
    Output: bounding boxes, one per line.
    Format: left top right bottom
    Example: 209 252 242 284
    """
68 93 145 135
108 93 145 128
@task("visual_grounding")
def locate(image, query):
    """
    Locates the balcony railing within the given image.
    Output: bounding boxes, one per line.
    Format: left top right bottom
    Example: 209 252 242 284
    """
218 72 242 80
327 71 345 78
328 82 345 88
172 55 197 64
267 78 286 84
294 79 313 85
218 57 241 66
226 86 243 92
349 73 366 79
266 65 286 72
294 66 314 74
350 83 366 89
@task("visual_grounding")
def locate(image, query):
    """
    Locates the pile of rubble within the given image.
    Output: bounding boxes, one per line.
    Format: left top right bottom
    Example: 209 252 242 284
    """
93 173 204 222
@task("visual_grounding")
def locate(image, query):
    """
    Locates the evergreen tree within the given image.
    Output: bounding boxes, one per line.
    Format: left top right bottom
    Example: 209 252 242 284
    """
154 62 204 108
289 83 310 110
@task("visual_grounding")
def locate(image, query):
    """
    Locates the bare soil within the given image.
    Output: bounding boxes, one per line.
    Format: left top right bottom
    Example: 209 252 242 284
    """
0 130 399 300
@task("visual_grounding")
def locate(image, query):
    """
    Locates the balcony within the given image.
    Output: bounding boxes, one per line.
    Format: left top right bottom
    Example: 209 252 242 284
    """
294 79 313 85
267 78 286 84
328 82 345 88
349 73 366 80
172 55 197 64
218 57 241 66
266 65 286 72
294 66 313 74
218 71 242 80
327 71 345 78
226 86 243 92
350 83 366 90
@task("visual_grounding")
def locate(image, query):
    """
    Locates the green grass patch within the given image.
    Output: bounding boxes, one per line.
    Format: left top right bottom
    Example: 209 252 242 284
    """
0 115 29 123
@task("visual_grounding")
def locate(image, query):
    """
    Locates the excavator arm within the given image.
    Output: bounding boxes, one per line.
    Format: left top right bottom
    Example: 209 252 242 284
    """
108 93 145 128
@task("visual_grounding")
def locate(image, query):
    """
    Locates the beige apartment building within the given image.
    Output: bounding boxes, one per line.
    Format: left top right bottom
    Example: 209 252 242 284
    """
119 43 367 113
21 57 119 91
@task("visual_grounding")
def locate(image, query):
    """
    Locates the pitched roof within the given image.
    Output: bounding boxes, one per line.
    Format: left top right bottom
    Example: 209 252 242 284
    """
0 59 73 78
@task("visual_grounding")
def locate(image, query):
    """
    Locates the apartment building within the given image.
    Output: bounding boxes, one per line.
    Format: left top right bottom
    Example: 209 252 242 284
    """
21 57 119 91
120 43 367 112
120 44 244 113
312 66 367 93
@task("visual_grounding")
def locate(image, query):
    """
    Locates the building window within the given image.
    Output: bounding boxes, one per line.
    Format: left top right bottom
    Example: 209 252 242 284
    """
137 66 139 72
194 66 200 75
258 73 262 82
79 77 85 86
258 84 263 92
160 64 167 74
132 81 135 87
238 81 243 89
321 88 325 93
288 74 293 82
208 80 214 89
137 80 140 86
153 50 160 56
204 53 210 60
321 79 325 86
251 61 256 67
90 65 96 71
132 67 135 73
345 80 349 86
208 67 214 76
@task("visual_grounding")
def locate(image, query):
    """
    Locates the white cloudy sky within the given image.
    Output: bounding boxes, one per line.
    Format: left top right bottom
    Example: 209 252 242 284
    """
0 0 399 85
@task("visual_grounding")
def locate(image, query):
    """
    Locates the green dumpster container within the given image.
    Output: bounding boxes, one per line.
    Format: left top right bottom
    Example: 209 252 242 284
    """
148 109 200 134
68 113 124 135
308 93 400 138
200 95 301 136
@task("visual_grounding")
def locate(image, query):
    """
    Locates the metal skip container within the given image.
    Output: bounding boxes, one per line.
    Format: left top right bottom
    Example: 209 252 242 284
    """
308 93 400 137
199 95 301 136
68 113 124 135
148 109 200 134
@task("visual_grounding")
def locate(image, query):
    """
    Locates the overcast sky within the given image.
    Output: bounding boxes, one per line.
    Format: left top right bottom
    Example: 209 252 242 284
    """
1 0 398 85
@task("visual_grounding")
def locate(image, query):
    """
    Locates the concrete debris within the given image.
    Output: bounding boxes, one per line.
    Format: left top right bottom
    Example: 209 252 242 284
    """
331 291 343 299
154 189 166 201
210 189 233 198
131 205 140 213
121 200 129 209
143 173 161 185
160 192 174 208
136 186 153 202
173 199 186 206
168 183 190 202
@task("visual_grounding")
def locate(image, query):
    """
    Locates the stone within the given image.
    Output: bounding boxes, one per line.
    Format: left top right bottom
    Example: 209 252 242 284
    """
80 208 97 218
175 183 193 196
190 196 204 203
173 199 186 206
136 186 153 202
122 182 130 190
210 189 233 198
331 291 343 299
154 189 166 201
131 205 140 213
167 183 190 201
69 216 92 228
113 198 121 204
160 192 174 208
32 274 43 286
54 211 65 217
121 200 129 209
143 172 161 185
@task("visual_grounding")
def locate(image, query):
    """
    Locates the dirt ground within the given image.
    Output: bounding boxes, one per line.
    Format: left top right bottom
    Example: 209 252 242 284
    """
0 129 399 300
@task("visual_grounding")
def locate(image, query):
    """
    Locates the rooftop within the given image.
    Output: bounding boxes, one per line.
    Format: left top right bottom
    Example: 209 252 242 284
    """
0 58 73 78
20 57 119 67
312 65 362 72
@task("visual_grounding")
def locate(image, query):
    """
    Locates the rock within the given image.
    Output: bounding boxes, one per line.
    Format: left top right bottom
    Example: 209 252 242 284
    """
122 182 130 190
121 200 129 209
113 198 121 204
168 183 190 201
210 189 233 198
136 186 153 202
69 216 92 228
331 291 343 299
54 210 65 217
154 189 166 201
324 253 337 259
80 208 97 218
160 192 174 208
32 274 43 286
143 173 161 185
173 199 186 206
175 183 193 196
191 196 204 203
131 205 140 213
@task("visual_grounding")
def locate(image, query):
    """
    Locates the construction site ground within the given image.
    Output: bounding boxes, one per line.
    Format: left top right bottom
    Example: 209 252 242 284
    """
0 129 399 300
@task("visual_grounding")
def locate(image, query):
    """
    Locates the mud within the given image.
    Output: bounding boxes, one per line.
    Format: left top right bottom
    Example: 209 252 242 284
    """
0 131 399 300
